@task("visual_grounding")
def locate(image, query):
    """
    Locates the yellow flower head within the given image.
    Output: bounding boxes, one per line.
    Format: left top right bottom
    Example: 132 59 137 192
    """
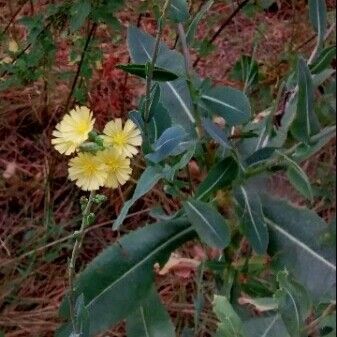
52 106 95 155
103 119 142 157
97 148 132 189
68 153 107 191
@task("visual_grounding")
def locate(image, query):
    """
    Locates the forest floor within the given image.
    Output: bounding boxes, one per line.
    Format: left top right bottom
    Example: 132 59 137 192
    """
0 1 335 336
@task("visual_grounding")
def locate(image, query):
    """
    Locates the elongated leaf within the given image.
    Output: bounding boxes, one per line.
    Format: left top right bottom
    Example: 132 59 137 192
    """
202 86 251 126
126 286 175 337
58 219 194 336
244 315 290 337
293 125 336 162
184 199 231 249
291 58 320 144
275 271 311 337
169 0 189 23
245 147 277 166
186 0 214 45
117 64 179 82
310 45 336 74
196 157 239 201
69 0 91 33
231 55 259 91
146 126 187 163
278 151 313 201
202 118 230 150
309 0 327 46
261 194 337 299
235 187 269 255
127 27 195 130
113 166 164 229
213 296 246 337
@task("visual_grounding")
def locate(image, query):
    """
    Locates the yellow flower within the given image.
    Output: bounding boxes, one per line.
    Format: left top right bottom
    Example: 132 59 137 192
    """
97 148 132 189
103 119 142 157
68 153 107 191
52 106 95 155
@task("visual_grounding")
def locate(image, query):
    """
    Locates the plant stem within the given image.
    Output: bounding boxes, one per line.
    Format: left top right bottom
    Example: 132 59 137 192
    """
64 22 97 113
143 0 171 131
68 191 95 334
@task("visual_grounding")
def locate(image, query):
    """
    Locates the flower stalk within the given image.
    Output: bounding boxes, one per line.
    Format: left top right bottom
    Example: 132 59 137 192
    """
68 191 95 334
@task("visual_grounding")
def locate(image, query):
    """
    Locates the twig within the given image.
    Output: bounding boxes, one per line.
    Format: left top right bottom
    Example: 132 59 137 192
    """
0 0 28 36
64 23 97 113
143 0 171 128
68 191 95 334
193 0 250 67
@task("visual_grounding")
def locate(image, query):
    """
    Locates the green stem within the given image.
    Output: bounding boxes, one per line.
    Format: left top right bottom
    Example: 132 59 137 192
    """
143 0 171 133
68 191 95 334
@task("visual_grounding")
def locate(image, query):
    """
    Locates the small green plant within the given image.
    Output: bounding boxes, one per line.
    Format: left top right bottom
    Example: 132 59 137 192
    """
1 0 336 336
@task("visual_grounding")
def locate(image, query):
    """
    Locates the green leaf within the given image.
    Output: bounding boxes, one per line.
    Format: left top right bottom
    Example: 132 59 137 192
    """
275 271 311 337
235 187 269 255
243 315 290 337
196 157 239 201
146 126 187 163
202 118 230 150
261 194 336 300
292 126 336 162
213 296 246 337
113 166 164 229
126 286 175 337
309 0 327 47
169 0 189 23
58 219 194 337
73 294 90 337
245 147 277 166
310 46 336 74
201 86 251 126
127 27 195 130
183 199 231 249
117 64 179 81
231 55 259 91
277 151 313 201
69 0 91 33
291 58 320 144
186 0 214 45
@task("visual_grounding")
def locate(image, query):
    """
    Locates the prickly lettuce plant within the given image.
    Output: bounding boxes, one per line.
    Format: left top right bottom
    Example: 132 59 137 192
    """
1 0 335 336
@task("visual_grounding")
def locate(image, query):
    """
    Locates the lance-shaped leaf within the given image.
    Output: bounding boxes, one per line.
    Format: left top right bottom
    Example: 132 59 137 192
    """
169 0 189 23
231 55 259 91
116 64 179 82
186 0 214 45
127 27 195 130
261 194 337 299
235 187 269 255
310 46 336 74
183 199 231 249
201 86 251 126
126 286 175 337
291 58 320 144
146 126 188 163
245 147 277 166
57 219 195 337
213 296 246 337
196 157 239 201
202 118 230 150
277 151 313 201
274 271 312 337
309 0 327 47
243 315 290 337
113 166 164 229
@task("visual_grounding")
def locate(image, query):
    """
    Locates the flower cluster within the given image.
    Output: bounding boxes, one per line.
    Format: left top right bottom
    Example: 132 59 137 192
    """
52 106 142 191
